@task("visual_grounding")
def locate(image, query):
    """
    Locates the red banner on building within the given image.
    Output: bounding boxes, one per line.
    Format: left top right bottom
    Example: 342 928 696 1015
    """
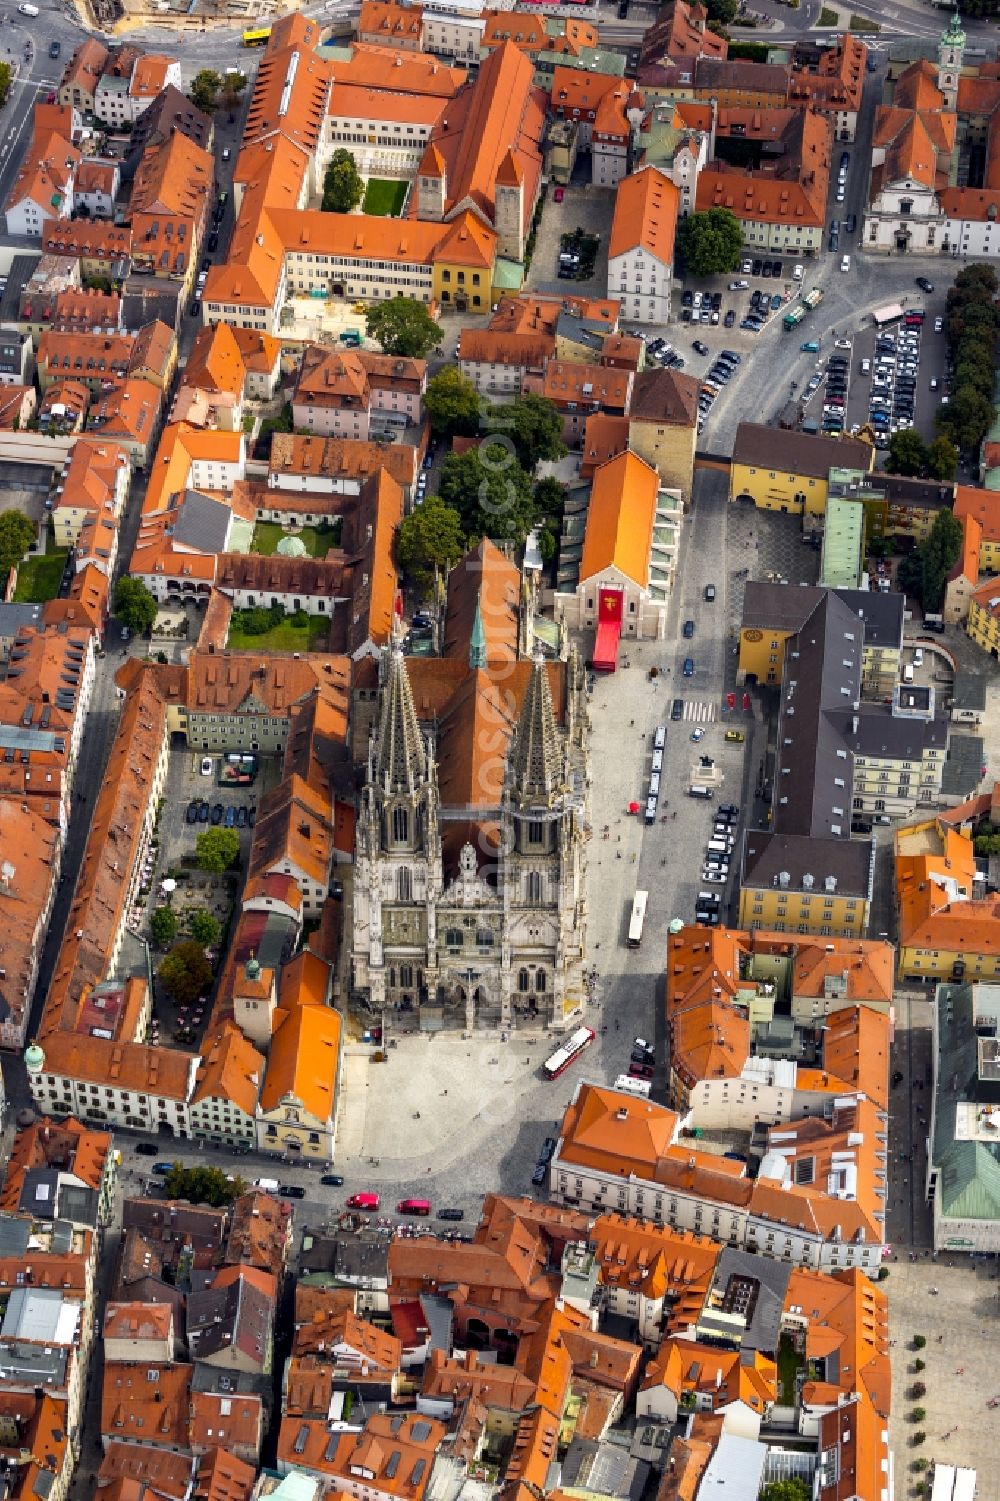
598 588 622 622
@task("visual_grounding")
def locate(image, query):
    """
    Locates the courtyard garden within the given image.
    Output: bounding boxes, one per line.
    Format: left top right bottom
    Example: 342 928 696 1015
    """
362 178 408 216
250 519 341 557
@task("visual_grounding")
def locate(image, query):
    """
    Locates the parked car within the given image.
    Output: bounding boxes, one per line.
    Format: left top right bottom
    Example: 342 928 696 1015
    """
539 1137 557 1163
682 619 695 638
211 803 224 825
724 729 745 743
186 801 200 824
438 1207 465 1221
224 806 236 827
531 1163 547 1186
281 1185 306 1199
197 802 210 823
704 583 716 601
152 1163 176 1176
136 1142 159 1155
321 1174 345 1186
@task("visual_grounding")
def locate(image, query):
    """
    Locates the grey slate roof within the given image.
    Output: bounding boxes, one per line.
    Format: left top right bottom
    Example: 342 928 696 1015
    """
741 830 873 899
171 490 231 554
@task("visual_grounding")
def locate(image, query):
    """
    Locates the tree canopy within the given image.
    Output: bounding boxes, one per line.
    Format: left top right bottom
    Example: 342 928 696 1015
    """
0 510 36 577
676 208 744 277
162 1163 246 1207
487 394 567 470
760 1483 810 1501
189 69 222 113
424 367 481 437
157 940 213 1006
438 443 536 543
396 492 466 591
884 429 958 483
195 827 241 873
150 907 179 948
897 509 963 612
886 430 927 478
188 910 221 947
113 577 158 635
0 63 13 110
365 297 443 359
938 262 999 454
321 149 364 214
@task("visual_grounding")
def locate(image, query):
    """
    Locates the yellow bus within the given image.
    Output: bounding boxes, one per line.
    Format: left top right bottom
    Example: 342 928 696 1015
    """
241 25 271 45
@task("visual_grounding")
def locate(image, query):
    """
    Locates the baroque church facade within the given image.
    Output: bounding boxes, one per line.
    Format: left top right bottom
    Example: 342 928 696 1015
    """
351 632 590 1032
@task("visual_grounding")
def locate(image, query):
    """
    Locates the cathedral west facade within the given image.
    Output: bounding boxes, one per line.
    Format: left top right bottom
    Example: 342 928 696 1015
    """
351 633 590 1033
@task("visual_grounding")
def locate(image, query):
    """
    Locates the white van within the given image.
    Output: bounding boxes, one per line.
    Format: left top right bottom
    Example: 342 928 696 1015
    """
689 784 713 799
254 1177 280 1192
903 664 914 684
707 838 730 855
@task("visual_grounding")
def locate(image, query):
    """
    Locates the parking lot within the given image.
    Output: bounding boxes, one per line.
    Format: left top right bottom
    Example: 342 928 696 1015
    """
524 184 615 296
843 294 950 446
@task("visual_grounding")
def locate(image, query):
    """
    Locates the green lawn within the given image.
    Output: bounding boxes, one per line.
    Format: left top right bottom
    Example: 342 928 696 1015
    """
250 520 341 557
13 546 68 603
362 178 408 217
228 614 330 652
776 1333 803 1405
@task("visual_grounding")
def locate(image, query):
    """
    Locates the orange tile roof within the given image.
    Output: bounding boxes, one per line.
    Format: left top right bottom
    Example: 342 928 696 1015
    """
539 358 631 410
787 1265 890 1416
609 165 679 262
273 204 496 269
698 107 831 226
593 1214 719 1328
1 1115 111 1203
893 58 945 112
102 1362 192 1449
278 1411 445 1491
580 450 660 589
191 1021 264 1117
5 122 80 220
130 55 176 100
670 1000 750 1089
458 327 553 370
482 10 598 56
103 1302 174 1344
188 1391 262 1461
329 79 444 126
259 998 341 1123
99 1443 193 1501
183 324 246 400
954 484 1000 542
414 43 544 235
791 936 894 1008
43 220 133 261
88 378 161 446
644 1338 776 1412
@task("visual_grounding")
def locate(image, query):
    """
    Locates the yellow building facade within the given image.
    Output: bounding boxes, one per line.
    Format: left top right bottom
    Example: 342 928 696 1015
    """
738 882 870 938
967 587 1000 659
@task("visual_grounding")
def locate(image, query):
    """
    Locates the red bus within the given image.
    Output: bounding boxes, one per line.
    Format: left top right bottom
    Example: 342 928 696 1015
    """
543 1026 596 1080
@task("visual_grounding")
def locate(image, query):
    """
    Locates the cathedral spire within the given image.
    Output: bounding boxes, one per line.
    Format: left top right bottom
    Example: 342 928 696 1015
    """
469 597 487 670
508 652 561 804
373 648 427 794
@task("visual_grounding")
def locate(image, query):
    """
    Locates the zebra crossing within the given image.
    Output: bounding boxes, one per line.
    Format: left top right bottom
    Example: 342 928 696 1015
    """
682 700 717 723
